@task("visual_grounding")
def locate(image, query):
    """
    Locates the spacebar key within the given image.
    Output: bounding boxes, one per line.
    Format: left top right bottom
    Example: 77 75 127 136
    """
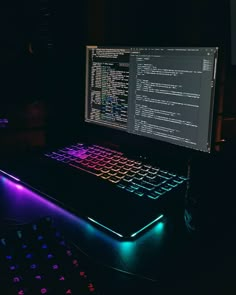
69 163 102 176
131 179 155 191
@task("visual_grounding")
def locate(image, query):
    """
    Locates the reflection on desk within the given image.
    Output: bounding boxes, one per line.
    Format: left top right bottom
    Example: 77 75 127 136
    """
0 173 235 295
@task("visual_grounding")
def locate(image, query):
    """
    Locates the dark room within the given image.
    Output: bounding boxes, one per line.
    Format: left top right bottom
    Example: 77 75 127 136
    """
0 0 236 294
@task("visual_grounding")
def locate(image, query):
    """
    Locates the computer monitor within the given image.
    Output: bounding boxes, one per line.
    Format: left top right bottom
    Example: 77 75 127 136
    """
85 46 218 153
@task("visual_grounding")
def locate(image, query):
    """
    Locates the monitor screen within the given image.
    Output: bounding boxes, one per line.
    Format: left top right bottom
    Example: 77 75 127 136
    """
85 46 218 153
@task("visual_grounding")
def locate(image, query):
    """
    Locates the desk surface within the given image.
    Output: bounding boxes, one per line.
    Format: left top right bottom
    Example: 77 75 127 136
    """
0 173 235 295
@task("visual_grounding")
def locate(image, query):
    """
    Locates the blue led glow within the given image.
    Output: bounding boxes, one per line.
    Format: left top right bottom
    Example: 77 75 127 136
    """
30 264 37 269
26 254 32 259
59 240 65 246
0 170 20 182
55 231 61 237
130 214 164 238
87 217 123 238
47 254 54 259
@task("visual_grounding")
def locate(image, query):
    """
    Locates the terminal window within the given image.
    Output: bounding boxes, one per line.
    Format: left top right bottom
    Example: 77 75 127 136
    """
85 46 218 153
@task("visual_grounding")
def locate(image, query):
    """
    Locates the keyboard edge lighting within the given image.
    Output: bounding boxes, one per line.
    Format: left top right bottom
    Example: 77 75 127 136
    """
130 214 164 238
0 169 20 182
87 217 123 238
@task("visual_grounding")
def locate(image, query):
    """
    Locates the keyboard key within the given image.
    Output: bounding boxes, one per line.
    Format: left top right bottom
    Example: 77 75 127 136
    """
126 160 135 167
104 164 113 169
101 167 110 173
125 186 136 193
172 177 184 184
115 173 126 179
148 167 159 174
108 170 117 176
94 165 103 171
131 179 155 191
166 182 178 188
142 175 164 186
110 166 120 172
126 171 135 177
138 170 148 176
119 168 128 175
112 156 121 162
154 188 167 195
157 173 171 180
45 143 187 200
100 173 111 180
130 168 141 174
133 161 142 168
161 185 172 192
123 175 134 182
123 166 131 171
0 218 100 294
108 176 120 183
147 191 162 199
133 174 143 181
141 165 150 171
69 163 103 176
134 191 144 197
119 157 128 163
116 183 126 189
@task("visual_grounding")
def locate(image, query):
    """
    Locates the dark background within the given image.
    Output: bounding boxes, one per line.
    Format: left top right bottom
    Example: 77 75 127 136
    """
0 3 236 293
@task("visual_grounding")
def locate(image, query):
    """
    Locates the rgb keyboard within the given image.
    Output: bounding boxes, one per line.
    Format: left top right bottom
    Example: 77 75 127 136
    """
45 143 187 200
0 217 100 294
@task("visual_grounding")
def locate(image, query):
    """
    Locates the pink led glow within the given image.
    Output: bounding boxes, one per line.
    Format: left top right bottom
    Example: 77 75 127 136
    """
16 184 24 190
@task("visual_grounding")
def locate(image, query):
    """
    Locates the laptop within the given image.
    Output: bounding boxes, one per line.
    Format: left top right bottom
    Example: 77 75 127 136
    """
0 46 220 239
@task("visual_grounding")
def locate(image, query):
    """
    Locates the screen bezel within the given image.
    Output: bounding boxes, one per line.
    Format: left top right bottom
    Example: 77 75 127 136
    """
84 45 221 156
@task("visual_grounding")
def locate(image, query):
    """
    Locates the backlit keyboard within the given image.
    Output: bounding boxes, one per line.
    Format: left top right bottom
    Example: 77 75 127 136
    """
45 143 187 200
0 217 100 294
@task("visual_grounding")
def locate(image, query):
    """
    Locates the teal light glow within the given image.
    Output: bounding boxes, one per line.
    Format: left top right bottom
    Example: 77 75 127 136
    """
85 221 96 233
87 217 123 238
119 241 136 258
153 221 165 234
130 214 164 238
